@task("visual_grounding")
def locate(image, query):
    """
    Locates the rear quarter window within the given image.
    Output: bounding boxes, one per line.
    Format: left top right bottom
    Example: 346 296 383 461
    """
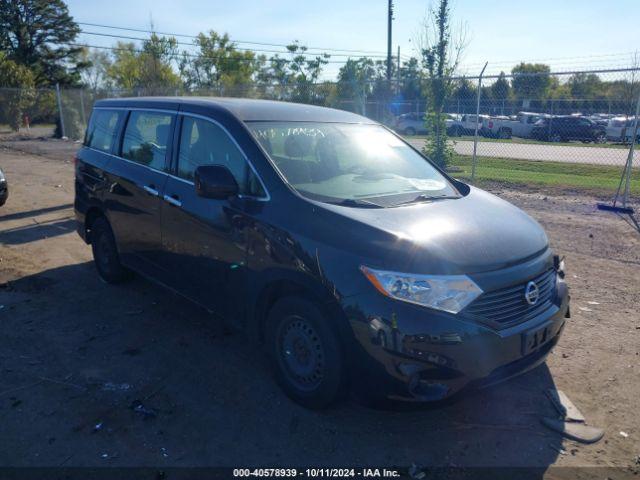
85 109 123 153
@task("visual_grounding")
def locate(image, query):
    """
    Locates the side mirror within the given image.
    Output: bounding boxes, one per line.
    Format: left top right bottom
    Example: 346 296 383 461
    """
194 165 239 199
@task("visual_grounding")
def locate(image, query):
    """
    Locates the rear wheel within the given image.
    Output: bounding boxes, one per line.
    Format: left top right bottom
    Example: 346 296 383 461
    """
91 217 130 284
404 127 416 136
267 296 346 409
498 128 512 139
594 132 606 144
550 133 562 143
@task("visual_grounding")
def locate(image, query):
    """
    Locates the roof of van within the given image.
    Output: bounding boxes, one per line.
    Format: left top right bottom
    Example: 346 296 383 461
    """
93 97 374 123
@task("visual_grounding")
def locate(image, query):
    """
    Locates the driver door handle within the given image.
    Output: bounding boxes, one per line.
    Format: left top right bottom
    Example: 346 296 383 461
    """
163 194 182 208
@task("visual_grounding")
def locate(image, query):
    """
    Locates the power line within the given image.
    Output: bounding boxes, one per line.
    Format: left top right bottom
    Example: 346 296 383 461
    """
77 21 397 57
65 42 373 65
449 66 640 81
80 30 398 59
461 51 640 70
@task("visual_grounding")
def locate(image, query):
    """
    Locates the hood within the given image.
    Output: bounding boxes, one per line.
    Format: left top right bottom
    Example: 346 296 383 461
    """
316 186 548 275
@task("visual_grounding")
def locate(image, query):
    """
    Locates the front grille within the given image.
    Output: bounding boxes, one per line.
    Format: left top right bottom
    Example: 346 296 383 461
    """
465 269 557 328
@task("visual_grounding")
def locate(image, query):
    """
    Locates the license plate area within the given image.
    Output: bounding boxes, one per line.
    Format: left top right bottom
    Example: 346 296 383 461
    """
521 322 553 356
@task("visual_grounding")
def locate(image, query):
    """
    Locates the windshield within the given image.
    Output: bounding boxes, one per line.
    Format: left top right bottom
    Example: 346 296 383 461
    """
247 122 458 206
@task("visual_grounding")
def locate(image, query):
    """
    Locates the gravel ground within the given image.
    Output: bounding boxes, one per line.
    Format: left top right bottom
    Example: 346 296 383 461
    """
0 133 639 475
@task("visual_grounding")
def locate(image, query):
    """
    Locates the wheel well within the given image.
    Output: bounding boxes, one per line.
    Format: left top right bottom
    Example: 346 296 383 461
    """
253 279 324 344
84 207 106 243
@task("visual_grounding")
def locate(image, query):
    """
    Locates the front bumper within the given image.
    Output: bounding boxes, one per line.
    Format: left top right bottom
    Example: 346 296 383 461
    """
344 274 569 403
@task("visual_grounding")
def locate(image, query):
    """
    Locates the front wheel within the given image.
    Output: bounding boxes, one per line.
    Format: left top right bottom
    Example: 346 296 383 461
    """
267 296 347 409
550 133 562 143
403 127 416 136
91 217 130 284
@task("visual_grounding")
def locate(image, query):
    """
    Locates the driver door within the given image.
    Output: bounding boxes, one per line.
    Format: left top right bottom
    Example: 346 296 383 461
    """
160 114 266 317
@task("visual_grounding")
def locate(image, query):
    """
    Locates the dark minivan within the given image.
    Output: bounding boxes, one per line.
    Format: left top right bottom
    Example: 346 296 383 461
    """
75 97 570 408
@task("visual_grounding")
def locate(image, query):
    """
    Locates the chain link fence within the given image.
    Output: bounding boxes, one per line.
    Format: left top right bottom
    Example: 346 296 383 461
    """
390 68 640 202
1 66 638 200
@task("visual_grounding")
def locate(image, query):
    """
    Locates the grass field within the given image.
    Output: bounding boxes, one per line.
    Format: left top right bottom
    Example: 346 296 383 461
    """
450 155 639 195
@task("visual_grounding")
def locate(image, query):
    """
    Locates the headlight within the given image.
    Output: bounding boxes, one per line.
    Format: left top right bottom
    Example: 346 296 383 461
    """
360 266 483 314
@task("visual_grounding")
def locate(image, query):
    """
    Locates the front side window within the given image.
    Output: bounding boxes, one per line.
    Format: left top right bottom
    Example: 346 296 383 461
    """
177 116 265 197
247 122 458 207
121 111 173 170
85 109 122 152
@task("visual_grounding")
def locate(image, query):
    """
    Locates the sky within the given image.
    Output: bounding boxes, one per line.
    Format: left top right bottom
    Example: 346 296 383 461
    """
66 0 640 80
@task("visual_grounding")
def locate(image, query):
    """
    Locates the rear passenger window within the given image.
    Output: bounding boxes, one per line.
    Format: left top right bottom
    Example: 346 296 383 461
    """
178 116 265 197
121 111 173 170
85 109 122 152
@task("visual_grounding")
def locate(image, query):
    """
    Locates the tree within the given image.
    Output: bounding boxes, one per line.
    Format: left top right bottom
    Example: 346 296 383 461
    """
0 51 35 130
511 63 551 100
491 71 510 101
107 34 181 94
398 57 423 103
569 73 603 99
258 41 330 104
107 42 140 91
179 31 259 94
453 77 475 100
0 0 84 86
336 57 375 114
79 48 112 94
418 0 466 168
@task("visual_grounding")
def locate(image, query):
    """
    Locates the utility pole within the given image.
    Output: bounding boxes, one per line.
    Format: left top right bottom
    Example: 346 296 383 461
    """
397 45 401 94
387 0 393 87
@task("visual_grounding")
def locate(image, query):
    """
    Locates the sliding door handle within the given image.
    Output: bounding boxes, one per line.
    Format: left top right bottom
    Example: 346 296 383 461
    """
163 194 182 208
143 185 159 196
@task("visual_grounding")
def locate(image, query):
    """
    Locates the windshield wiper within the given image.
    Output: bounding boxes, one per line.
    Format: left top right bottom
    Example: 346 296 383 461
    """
393 193 459 206
333 198 384 208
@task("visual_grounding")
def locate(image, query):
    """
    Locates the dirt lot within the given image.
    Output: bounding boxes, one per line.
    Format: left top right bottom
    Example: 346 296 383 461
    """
0 132 639 475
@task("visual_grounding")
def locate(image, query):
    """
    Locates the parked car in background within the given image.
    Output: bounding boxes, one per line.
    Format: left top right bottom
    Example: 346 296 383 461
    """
394 113 459 136
394 112 427 135
588 113 613 127
75 97 569 409
606 116 640 143
449 114 490 136
0 168 8 206
484 112 547 139
531 116 607 143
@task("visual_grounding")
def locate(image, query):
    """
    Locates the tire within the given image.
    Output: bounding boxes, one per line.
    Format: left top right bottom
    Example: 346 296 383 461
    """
498 128 512 139
404 127 416 136
451 126 461 137
550 133 562 143
90 217 130 284
594 132 606 144
266 296 347 409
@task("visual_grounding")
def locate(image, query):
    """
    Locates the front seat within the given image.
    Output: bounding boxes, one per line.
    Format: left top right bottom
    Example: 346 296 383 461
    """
277 135 313 184
311 136 341 182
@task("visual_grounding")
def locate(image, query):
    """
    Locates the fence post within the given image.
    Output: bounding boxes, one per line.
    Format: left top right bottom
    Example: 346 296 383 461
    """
79 89 86 126
55 83 66 139
471 62 488 182
621 90 640 207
